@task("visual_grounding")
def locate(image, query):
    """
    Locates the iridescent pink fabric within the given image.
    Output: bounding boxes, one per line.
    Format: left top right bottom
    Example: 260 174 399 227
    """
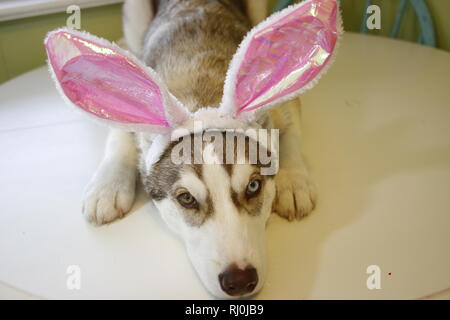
236 0 339 113
45 31 169 126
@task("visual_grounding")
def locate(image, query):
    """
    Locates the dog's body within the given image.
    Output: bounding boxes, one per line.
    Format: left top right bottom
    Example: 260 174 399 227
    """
79 0 319 298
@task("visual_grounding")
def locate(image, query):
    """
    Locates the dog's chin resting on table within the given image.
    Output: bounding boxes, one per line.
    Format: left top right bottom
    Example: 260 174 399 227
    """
45 0 340 298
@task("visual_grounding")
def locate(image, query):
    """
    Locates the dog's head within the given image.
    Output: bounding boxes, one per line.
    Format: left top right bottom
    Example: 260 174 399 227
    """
140 128 278 298
45 0 341 298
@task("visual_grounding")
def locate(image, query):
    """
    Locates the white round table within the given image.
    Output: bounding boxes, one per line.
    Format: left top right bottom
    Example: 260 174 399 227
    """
0 32 449 299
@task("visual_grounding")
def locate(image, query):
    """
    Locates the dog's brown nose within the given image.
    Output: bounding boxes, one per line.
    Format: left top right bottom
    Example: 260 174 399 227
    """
219 264 258 296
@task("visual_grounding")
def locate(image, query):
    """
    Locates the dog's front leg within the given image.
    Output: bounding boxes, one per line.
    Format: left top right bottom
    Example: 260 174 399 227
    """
270 99 317 221
82 129 137 225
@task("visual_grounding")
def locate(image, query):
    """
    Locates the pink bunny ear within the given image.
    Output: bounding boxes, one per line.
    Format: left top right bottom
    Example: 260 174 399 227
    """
45 28 189 133
220 0 342 120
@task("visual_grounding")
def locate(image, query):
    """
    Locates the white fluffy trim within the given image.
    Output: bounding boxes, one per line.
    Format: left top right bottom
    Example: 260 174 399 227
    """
219 0 344 122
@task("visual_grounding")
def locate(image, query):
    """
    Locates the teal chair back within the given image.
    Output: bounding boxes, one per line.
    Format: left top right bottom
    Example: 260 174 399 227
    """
272 0 436 47
360 0 435 47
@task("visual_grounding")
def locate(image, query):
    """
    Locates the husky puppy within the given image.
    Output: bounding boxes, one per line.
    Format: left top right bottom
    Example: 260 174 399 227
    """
45 0 340 298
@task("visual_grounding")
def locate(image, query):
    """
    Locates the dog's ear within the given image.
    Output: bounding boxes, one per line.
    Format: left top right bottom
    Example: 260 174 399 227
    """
220 0 342 121
45 28 189 133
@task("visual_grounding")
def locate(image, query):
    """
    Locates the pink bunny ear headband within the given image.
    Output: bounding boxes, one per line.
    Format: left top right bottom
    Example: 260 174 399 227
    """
45 0 342 135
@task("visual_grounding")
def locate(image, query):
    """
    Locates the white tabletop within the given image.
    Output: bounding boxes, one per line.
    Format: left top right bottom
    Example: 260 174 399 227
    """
1 32 449 299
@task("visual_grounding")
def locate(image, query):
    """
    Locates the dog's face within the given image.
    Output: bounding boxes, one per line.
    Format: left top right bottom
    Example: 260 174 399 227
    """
141 132 276 298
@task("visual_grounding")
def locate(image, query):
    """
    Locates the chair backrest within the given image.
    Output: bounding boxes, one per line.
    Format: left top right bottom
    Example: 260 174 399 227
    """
360 0 435 47
272 0 295 13
271 0 436 47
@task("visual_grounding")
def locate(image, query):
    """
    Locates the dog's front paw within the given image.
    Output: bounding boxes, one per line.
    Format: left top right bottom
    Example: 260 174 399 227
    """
82 163 136 225
273 169 317 221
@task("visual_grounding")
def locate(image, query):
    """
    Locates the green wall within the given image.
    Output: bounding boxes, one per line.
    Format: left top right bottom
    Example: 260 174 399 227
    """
268 0 450 52
337 0 450 51
0 4 123 84
0 0 449 84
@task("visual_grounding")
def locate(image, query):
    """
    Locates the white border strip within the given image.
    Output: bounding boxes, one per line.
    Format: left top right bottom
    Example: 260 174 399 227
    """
0 0 124 22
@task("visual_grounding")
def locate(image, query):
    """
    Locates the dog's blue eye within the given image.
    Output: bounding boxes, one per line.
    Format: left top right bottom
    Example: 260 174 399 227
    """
177 192 198 208
246 179 261 196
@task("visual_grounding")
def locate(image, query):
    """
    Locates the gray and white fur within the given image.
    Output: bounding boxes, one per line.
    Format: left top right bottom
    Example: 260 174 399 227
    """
83 0 317 298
